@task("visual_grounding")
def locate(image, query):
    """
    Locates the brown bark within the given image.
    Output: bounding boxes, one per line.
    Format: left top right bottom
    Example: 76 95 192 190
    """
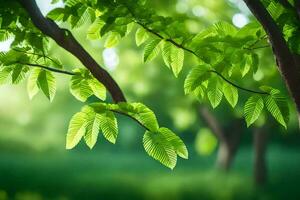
253 127 268 185
244 0 300 127
199 106 242 171
17 0 126 103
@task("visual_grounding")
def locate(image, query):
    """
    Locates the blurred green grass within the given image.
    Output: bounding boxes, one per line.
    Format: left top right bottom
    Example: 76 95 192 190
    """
0 145 300 200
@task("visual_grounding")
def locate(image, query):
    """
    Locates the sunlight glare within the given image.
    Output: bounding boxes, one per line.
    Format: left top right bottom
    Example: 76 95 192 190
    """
232 13 249 28
36 0 64 16
102 48 119 71
192 6 207 17
0 38 13 52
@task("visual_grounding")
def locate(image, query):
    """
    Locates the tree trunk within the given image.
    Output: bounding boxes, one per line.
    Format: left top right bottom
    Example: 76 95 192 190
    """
253 127 268 185
244 0 300 128
216 142 233 171
198 106 243 171
215 127 242 171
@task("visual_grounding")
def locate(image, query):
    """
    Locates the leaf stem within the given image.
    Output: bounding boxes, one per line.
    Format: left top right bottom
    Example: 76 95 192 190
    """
17 62 75 76
12 48 63 68
207 70 269 95
135 21 198 57
243 35 269 50
109 109 151 131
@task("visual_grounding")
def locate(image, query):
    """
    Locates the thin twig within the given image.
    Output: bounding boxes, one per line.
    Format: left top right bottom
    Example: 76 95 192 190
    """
135 21 198 57
243 34 269 50
17 62 75 75
244 45 270 50
12 48 63 68
109 109 150 131
208 70 269 95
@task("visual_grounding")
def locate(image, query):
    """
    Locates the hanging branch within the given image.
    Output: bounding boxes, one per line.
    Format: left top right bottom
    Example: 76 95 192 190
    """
17 0 126 103
133 20 269 96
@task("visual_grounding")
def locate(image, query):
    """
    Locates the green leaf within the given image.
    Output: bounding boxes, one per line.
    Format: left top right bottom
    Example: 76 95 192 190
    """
11 65 29 84
88 78 106 101
109 102 159 131
244 95 264 127
115 17 132 25
0 66 12 85
37 70 56 101
162 41 184 77
83 109 100 149
70 74 93 102
104 32 121 48
252 53 259 74
135 27 148 46
207 78 223 108
259 85 276 94
143 131 177 169
27 68 41 99
66 112 87 149
87 18 104 40
184 65 210 94
159 127 188 159
99 111 118 144
51 0 60 4
267 1 285 20
214 21 238 36
223 83 238 107
70 69 106 102
193 85 206 100
241 55 251 77
0 30 12 42
143 39 161 62
47 8 66 21
70 6 94 28
195 128 218 156
264 92 289 128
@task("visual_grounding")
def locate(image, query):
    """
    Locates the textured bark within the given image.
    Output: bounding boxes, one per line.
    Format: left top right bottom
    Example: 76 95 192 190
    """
253 127 268 185
17 0 126 103
244 0 300 127
199 106 242 171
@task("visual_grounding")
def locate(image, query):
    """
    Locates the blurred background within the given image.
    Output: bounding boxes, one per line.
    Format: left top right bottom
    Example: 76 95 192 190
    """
0 0 300 199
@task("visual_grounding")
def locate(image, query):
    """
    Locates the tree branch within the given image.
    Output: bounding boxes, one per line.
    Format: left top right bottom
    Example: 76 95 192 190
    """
17 0 126 103
294 0 300 20
198 106 226 141
134 20 267 95
122 3 271 96
244 0 300 117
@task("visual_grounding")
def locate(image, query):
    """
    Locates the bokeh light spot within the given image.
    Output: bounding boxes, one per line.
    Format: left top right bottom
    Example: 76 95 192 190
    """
102 48 119 71
232 13 249 28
